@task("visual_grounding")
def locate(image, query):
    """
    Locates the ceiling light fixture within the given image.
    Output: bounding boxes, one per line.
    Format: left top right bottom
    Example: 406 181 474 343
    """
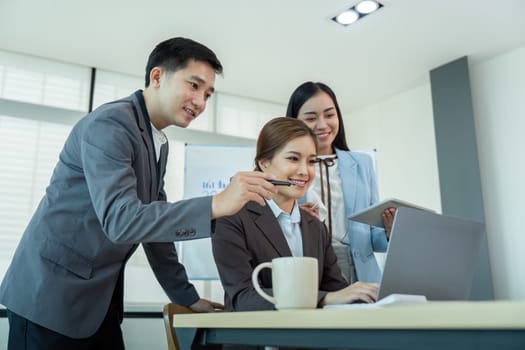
332 0 383 26
336 10 360 25
355 0 380 14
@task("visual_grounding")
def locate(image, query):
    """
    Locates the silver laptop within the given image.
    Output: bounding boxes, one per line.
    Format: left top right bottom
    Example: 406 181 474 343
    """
377 207 484 301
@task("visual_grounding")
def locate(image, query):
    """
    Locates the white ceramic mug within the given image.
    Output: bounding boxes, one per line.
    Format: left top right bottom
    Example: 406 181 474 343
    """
251 256 318 310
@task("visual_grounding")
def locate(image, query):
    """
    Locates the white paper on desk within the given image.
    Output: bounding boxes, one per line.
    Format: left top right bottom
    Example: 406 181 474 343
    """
322 294 427 309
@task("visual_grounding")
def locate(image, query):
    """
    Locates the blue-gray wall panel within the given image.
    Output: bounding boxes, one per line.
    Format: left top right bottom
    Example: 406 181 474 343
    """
430 56 494 300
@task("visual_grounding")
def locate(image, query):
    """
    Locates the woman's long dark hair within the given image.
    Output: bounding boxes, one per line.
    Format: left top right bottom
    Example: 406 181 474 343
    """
285 81 349 151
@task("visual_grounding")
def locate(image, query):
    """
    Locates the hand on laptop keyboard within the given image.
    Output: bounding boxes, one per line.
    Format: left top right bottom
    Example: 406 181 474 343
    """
320 282 379 307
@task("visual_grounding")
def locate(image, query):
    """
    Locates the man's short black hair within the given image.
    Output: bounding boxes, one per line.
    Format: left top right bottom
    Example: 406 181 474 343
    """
145 37 223 87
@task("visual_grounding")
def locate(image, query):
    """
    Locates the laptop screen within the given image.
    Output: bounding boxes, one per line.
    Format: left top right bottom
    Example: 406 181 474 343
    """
377 207 484 301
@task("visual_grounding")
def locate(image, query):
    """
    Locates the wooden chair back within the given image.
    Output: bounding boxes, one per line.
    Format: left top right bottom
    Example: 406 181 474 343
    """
162 303 194 350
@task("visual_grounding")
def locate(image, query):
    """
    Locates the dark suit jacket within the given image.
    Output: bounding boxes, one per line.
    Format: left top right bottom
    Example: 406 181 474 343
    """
0 91 213 338
212 201 348 311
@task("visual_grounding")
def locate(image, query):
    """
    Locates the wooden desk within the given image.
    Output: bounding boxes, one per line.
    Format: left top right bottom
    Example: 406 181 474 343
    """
173 301 525 349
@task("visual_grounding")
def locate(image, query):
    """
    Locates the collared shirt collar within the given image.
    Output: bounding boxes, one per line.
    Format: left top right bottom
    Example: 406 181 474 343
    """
266 199 301 223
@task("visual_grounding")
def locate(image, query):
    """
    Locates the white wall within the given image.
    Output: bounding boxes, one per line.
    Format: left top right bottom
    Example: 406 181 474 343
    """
470 45 525 300
345 45 525 300
345 83 442 212
122 318 167 350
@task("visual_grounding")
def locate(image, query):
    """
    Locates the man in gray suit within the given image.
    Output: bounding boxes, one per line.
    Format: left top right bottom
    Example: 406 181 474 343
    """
0 37 277 349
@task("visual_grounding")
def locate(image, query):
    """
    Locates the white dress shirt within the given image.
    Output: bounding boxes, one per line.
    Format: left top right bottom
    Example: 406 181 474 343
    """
150 122 167 162
306 156 348 246
266 199 303 257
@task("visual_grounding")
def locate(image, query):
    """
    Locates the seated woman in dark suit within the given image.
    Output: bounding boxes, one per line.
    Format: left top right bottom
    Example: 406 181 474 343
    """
212 117 378 311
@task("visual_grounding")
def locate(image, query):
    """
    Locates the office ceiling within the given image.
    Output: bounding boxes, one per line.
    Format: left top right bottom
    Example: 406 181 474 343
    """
1 0 524 112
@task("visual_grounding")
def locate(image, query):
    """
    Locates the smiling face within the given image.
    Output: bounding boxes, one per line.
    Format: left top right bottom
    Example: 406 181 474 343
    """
147 59 216 130
259 135 317 212
296 91 340 155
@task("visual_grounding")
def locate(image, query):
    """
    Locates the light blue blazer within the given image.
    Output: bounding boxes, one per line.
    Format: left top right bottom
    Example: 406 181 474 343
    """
303 148 388 282
337 148 389 282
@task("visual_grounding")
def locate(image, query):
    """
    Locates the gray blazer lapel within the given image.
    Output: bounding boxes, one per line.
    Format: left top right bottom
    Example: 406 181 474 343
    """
336 148 358 214
159 143 168 174
247 202 292 257
132 94 158 197
157 143 168 197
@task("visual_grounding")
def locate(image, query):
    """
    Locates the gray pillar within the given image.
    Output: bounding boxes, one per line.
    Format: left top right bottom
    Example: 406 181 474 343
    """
430 56 494 300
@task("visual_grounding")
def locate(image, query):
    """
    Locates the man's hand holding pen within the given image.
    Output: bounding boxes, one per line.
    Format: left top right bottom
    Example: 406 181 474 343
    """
211 171 278 219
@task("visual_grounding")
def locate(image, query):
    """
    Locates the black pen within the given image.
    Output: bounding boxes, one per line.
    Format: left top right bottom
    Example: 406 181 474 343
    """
267 180 294 186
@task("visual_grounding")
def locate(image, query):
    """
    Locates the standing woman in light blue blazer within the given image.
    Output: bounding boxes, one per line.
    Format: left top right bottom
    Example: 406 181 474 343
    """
286 81 395 283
